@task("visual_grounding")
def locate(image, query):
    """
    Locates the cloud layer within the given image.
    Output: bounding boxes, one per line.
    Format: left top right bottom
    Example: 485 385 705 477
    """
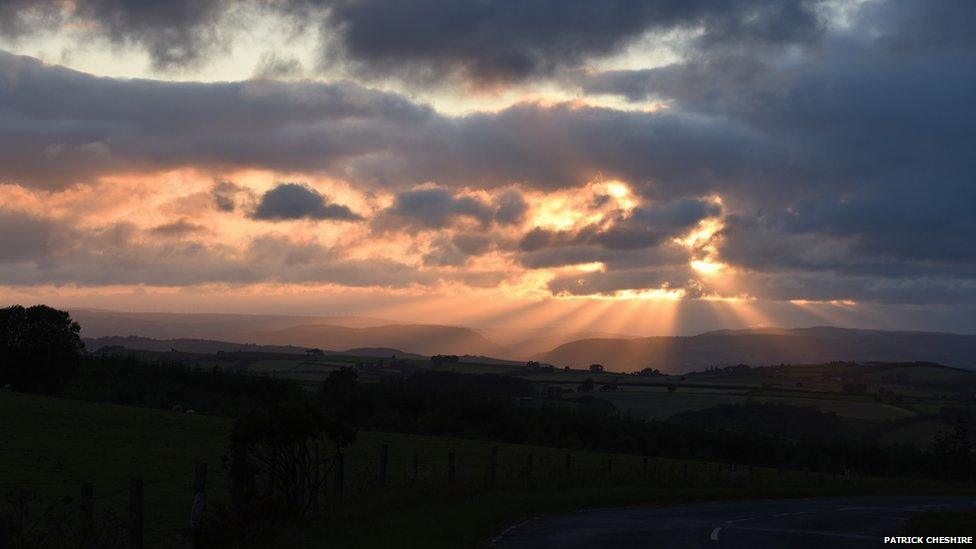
0 0 974 318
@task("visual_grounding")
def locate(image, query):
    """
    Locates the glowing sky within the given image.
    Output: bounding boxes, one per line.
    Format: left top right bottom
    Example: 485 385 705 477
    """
1 0 974 334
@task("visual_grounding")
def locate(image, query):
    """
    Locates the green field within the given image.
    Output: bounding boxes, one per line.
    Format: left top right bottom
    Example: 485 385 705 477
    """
0 392 783 547
2 390 971 548
0 391 231 547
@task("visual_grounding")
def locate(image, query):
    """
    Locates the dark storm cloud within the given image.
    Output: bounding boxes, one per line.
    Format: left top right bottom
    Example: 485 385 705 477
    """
519 198 721 252
327 0 822 83
373 187 494 231
252 183 361 221
353 102 772 194
0 0 228 71
0 50 435 188
492 189 528 225
373 187 530 231
0 49 771 193
569 0 976 304
1 0 822 80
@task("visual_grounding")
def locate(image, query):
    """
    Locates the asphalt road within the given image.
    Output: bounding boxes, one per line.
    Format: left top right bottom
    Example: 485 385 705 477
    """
491 496 975 548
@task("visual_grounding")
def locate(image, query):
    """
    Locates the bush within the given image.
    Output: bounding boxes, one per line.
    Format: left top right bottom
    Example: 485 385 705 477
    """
200 403 356 545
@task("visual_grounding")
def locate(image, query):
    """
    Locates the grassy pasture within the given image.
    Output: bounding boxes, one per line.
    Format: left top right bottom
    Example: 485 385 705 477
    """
1 391 792 548
2 388 970 548
0 391 231 547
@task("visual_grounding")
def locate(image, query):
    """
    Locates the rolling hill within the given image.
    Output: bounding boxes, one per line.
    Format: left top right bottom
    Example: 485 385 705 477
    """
534 326 976 373
241 323 509 357
479 327 639 359
81 335 429 359
71 309 396 339
70 310 507 358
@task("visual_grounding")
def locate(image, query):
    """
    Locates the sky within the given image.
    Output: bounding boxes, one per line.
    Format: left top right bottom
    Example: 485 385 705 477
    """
0 0 974 335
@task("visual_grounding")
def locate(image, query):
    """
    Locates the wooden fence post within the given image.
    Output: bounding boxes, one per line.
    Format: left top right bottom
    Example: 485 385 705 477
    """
189 462 207 532
80 482 94 548
448 452 456 485
312 444 321 513
335 451 345 500
379 445 389 489
128 478 143 549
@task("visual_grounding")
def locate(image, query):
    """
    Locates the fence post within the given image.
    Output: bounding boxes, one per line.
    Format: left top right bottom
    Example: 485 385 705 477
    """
335 451 345 500
189 462 207 532
379 444 389 489
642 457 648 479
607 455 613 481
683 463 689 484
448 451 456 485
312 444 321 513
80 482 94 548
526 454 534 483
129 478 143 549
730 463 737 482
565 453 572 479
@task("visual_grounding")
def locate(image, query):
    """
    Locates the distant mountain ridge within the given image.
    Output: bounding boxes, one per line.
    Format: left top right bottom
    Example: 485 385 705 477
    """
70 310 510 358
534 326 976 373
240 323 510 357
83 335 428 359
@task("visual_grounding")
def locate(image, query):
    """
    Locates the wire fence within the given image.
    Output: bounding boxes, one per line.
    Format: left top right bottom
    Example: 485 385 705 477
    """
0 440 862 548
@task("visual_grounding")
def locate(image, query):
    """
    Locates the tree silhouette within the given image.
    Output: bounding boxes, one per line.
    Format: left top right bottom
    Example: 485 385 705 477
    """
0 305 84 394
589 363 604 372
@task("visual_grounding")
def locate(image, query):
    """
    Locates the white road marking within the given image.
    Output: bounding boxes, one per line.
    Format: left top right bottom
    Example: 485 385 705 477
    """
710 527 722 541
725 516 758 523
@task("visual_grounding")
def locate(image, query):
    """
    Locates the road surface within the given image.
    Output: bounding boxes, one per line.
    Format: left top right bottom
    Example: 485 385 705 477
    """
492 496 974 548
